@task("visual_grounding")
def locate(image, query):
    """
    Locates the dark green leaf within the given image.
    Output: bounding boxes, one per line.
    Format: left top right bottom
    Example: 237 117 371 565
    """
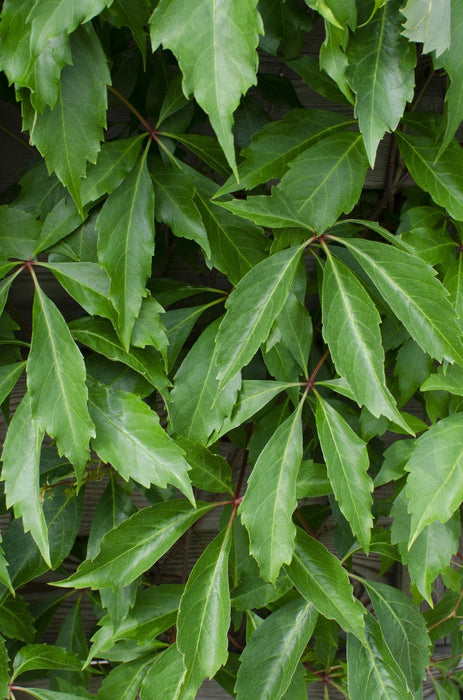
27 285 94 477
12 644 83 680
98 657 153 700
0 595 35 643
97 146 155 349
86 480 137 560
235 597 318 700
41 262 115 320
240 402 303 582
0 206 42 260
130 296 168 363
54 501 215 590
177 528 231 685
175 438 233 494
0 635 8 700
150 0 262 175
87 378 194 501
33 198 82 255
316 394 373 551
285 528 366 641
104 0 152 63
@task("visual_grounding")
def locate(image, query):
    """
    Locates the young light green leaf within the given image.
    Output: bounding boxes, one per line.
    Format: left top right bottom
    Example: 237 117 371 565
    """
240 402 303 582
175 438 233 495
150 0 263 176
216 108 354 196
81 134 146 205
347 614 413 699
432 0 463 156
339 237 463 365
1 393 50 566
169 318 241 445
40 262 115 321
70 316 169 392
285 528 366 641
396 133 463 221
236 597 317 700
401 0 450 56
12 644 83 680
97 146 155 349
321 251 408 429
315 394 373 552
27 284 94 477
219 132 368 233
363 580 431 692
0 361 26 405
214 244 305 388
150 161 209 256
87 378 194 502
54 501 215 590
404 412 463 546
346 0 416 167
177 528 231 686
27 24 109 212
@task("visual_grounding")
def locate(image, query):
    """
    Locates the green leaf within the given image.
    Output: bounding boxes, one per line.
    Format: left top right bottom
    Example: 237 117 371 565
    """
394 338 433 404
319 23 354 103
104 0 152 63
401 0 451 56
140 645 186 700
272 293 312 378
347 614 413 699
216 108 354 196
235 597 318 700
12 690 91 700
27 284 94 477
169 319 241 445
363 580 431 692
315 394 373 551
219 131 368 233
150 0 262 176
0 361 26 405
432 0 463 155
444 255 463 324
0 636 8 700
214 244 305 388
287 54 351 105
240 401 303 582
41 262 115 321
27 24 109 212
150 161 209 257
421 363 463 396
194 178 268 285
86 479 137 560
170 133 231 178
95 657 153 700
346 0 416 167
404 412 463 546
285 528 366 641
231 569 292 611
396 133 463 221
87 378 194 502
26 0 112 55
0 206 42 260
81 134 146 205
321 250 407 428
306 0 356 29
339 237 463 365
177 528 231 685
175 438 233 495
0 596 35 643
70 316 169 392
12 644 83 680
97 145 155 349
130 296 168 362
54 500 215 590
1 393 50 566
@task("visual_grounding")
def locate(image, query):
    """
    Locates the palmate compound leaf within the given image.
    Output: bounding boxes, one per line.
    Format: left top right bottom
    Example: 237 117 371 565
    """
401 0 451 57
169 318 242 445
87 378 194 502
235 597 318 700
285 528 366 642
321 249 409 429
315 393 373 552
404 412 463 547
363 580 431 693
214 244 306 389
97 144 155 350
346 0 416 167
347 614 413 699
54 500 215 591
176 528 231 688
216 108 355 196
396 133 463 221
27 284 94 479
217 131 369 234
338 237 463 365
26 24 110 213
239 400 303 583
1 392 50 567
150 0 263 176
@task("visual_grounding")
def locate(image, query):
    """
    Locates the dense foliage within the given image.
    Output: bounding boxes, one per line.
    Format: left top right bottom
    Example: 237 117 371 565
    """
0 0 462 697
